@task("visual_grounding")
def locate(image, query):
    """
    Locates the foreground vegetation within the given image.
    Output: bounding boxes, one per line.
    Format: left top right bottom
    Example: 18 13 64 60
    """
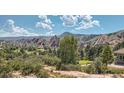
0 35 124 78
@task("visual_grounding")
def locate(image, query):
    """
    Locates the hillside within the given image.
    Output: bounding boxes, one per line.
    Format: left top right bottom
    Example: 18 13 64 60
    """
0 29 124 49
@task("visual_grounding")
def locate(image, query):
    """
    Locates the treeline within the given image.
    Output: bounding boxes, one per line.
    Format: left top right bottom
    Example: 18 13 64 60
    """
114 41 124 51
56 35 114 74
80 45 105 60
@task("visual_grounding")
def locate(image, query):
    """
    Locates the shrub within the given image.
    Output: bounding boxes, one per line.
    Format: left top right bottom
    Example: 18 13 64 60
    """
36 70 49 78
58 64 82 71
0 56 49 77
25 56 42 62
93 57 106 74
0 71 12 78
0 63 12 78
82 64 95 74
107 67 124 74
7 61 23 71
21 63 33 75
21 62 42 75
82 57 106 74
42 55 61 66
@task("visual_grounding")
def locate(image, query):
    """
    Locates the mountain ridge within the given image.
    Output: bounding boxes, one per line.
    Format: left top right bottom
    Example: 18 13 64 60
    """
0 29 124 49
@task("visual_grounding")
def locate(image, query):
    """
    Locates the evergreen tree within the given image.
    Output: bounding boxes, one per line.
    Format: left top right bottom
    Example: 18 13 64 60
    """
101 45 114 68
80 49 84 60
85 45 91 60
58 35 78 65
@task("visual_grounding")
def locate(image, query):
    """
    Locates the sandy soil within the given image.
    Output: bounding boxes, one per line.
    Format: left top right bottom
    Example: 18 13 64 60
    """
11 65 124 78
108 64 124 69
11 71 36 78
44 65 124 78
53 70 124 78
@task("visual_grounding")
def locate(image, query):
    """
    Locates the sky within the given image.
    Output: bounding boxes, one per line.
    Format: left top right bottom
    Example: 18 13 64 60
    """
0 15 124 37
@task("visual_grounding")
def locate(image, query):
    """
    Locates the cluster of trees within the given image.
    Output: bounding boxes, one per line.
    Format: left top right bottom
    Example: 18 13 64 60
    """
85 45 105 60
82 45 114 74
114 41 124 51
57 35 114 73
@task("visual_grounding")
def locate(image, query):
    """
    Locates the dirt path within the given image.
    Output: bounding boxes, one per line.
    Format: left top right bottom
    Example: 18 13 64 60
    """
53 70 124 78
109 64 124 69
44 65 124 78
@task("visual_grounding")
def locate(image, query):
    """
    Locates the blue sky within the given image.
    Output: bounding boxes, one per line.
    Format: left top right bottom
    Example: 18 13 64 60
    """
0 15 124 37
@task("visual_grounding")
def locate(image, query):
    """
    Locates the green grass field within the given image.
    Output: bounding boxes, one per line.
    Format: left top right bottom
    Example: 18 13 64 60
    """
79 60 92 65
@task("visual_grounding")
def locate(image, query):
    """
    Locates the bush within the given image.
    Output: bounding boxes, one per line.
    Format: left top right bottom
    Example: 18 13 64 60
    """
21 62 42 75
82 64 95 74
21 63 34 75
0 71 12 78
82 57 105 74
42 55 61 66
0 56 50 77
0 63 12 78
7 61 23 71
107 67 124 74
58 64 82 71
93 57 106 74
24 56 43 63
36 70 49 78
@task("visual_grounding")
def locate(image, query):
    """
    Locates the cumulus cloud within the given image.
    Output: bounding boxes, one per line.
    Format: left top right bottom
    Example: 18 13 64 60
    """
36 15 54 31
60 15 100 30
76 15 100 30
60 15 78 27
76 20 100 30
45 31 55 36
1 19 38 37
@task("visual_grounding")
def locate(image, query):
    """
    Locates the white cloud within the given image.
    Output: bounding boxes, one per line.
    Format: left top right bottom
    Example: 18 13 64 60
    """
38 15 47 20
7 19 15 26
76 20 100 30
36 15 54 31
45 31 55 36
36 22 52 30
60 15 100 30
79 15 93 22
0 19 38 37
76 15 100 30
60 15 78 27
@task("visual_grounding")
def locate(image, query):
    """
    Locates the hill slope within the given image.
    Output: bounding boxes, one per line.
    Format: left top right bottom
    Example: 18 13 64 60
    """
0 29 124 48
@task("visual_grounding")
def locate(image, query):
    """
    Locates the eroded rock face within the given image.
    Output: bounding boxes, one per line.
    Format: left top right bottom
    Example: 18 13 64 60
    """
49 35 59 48
1 30 124 49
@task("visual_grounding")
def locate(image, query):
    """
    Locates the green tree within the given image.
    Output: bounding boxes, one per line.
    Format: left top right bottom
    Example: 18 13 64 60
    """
58 35 78 66
94 57 104 74
101 45 114 68
85 45 91 60
80 49 84 60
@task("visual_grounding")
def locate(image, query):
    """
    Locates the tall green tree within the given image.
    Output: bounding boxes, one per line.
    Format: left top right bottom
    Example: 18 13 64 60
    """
58 35 78 65
80 49 84 60
85 45 91 59
101 45 114 68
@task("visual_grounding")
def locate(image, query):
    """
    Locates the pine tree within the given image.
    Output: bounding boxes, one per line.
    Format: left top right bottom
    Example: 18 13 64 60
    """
58 35 78 65
101 45 114 68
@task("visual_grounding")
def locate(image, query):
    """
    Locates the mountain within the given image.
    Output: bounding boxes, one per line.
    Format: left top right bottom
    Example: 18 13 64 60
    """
88 30 124 47
59 30 124 47
59 32 73 37
0 29 124 49
60 32 98 37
